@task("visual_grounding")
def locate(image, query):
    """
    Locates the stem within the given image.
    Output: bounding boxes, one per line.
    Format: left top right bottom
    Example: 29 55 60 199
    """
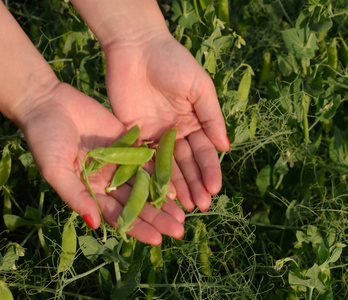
9 283 104 300
38 191 45 219
20 227 36 247
249 221 303 231
80 156 107 243
2 185 24 214
114 261 122 288
63 261 109 286
276 0 294 27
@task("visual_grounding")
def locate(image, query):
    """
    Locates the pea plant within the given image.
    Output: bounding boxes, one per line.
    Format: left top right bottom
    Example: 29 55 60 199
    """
1 0 348 299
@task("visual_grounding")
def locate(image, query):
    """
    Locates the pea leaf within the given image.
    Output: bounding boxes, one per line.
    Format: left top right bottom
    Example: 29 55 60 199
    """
281 27 319 59
0 280 14 300
171 0 198 28
329 127 348 167
256 165 276 196
98 267 114 299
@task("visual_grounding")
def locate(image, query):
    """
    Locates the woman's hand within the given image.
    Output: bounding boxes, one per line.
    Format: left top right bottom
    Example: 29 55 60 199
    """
20 82 185 245
104 33 230 212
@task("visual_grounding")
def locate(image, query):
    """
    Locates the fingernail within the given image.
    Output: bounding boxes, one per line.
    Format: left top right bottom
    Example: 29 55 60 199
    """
83 214 93 229
226 134 231 149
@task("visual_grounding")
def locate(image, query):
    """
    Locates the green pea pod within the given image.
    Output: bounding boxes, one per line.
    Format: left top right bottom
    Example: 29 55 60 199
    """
117 168 150 242
150 127 177 208
238 66 254 102
324 38 338 79
109 125 141 148
85 125 141 175
217 0 230 29
258 50 271 88
0 280 14 300
57 212 77 273
338 38 348 69
194 219 212 277
87 147 155 165
0 145 11 187
106 164 140 193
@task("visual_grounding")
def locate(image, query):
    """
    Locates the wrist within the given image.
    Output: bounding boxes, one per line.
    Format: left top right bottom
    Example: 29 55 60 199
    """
5 68 60 131
70 0 169 50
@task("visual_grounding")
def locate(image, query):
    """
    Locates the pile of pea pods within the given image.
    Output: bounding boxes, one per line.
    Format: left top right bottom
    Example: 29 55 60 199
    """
81 125 176 241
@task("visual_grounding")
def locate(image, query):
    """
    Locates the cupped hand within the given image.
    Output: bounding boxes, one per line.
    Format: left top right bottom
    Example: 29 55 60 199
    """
20 82 184 245
104 32 230 212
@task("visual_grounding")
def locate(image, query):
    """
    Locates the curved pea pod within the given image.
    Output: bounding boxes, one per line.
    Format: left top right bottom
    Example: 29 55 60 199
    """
87 147 155 165
57 212 77 273
150 127 177 208
0 280 14 300
117 168 150 242
85 125 141 175
106 164 140 193
194 219 212 277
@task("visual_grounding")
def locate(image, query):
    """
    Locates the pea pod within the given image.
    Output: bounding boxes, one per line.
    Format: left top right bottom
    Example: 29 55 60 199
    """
150 126 177 208
117 168 150 242
57 212 77 273
194 219 212 277
85 125 141 175
106 164 139 193
217 0 230 29
324 38 338 79
258 50 271 88
338 38 348 69
87 147 155 165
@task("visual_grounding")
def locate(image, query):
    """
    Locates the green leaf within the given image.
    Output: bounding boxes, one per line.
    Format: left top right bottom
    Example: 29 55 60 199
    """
0 243 24 272
98 267 114 299
3 214 35 231
329 127 348 166
256 165 276 196
171 0 199 28
79 236 106 261
281 27 319 59
110 248 145 300
0 145 11 187
0 280 14 300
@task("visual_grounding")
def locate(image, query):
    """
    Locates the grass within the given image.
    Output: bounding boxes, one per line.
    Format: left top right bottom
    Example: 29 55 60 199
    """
1 0 348 299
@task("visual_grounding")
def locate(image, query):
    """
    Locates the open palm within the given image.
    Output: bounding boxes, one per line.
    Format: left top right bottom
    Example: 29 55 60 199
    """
21 82 184 245
105 33 230 212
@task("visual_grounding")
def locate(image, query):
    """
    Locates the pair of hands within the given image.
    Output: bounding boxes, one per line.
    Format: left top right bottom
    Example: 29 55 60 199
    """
22 31 229 246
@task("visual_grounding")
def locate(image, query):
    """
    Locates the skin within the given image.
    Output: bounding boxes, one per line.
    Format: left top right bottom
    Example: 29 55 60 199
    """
0 0 230 245
0 2 184 246
70 0 231 212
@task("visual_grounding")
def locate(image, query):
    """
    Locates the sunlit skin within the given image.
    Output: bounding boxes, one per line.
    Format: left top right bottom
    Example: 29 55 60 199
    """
0 1 229 245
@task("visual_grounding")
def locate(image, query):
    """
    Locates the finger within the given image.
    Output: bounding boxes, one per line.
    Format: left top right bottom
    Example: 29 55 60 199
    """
191 75 230 152
161 198 186 224
44 167 102 229
187 129 222 195
174 138 212 212
107 184 184 241
171 159 195 212
99 185 163 245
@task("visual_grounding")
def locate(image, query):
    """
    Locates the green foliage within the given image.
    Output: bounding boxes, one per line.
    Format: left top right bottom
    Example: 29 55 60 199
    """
1 0 348 299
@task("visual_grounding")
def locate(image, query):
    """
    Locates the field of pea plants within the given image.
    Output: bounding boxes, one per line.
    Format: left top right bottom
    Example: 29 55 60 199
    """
1 0 348 299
